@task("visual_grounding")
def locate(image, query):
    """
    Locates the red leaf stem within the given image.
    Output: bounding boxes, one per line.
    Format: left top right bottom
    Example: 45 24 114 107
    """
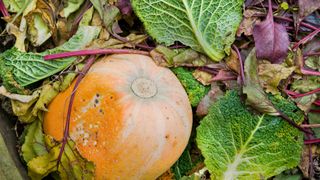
57 55 96 168
44 49 150 60
232 45 245 85
313 100 320 106
0 0 9 17
300 68 320 76
310 109 320 113
305 138 320 145
286 88 320 98
304 52 320 57
292 28 320 50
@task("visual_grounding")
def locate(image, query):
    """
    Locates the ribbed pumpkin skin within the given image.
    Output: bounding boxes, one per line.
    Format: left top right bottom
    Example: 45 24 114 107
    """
43 54 193 179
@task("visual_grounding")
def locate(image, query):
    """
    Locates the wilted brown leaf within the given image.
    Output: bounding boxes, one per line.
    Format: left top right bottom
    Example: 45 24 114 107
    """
192 70 213 86
258 61 295 94
225 49 240 74
237 9 261 36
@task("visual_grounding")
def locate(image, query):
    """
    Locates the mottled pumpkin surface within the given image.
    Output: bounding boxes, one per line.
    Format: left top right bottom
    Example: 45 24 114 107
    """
44 54 193 179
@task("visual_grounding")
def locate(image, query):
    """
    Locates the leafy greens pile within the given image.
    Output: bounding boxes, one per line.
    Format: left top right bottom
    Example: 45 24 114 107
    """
0 0 319 179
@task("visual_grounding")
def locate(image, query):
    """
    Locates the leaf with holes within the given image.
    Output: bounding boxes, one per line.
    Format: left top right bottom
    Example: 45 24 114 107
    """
196 91 304 179
131 0 244 61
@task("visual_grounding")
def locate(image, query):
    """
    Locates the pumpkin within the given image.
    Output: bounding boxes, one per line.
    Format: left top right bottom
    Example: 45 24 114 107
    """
43 54 193 179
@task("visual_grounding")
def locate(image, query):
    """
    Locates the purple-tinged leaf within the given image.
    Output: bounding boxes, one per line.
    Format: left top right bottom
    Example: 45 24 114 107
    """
116 0 132 16
253 0 289 63
196 83 224 117
210 70 237 82
299 0 320 21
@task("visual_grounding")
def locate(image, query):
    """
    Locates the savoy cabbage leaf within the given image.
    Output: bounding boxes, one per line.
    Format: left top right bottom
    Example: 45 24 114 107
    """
131 0 244 61
196 91 304 179
0 26 100 90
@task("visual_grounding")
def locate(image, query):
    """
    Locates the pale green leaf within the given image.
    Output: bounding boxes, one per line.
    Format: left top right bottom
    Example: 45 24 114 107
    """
21 120 47 163
60 0 85 18
132 0 244 61
196 91 304 179
3 0 25 12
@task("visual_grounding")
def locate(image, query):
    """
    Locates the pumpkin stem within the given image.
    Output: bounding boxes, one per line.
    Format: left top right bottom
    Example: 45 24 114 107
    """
57 55 96 169
131 78 157 98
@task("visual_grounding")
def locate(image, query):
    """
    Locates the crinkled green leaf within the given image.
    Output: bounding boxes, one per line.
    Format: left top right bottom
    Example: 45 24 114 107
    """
171 67 210 107
27 138 95 180
21 120 47 163
196 91 304 179
60 0 85 18
258 61 295 95
243 48 279 115
132 0 244 61
0 26 100 89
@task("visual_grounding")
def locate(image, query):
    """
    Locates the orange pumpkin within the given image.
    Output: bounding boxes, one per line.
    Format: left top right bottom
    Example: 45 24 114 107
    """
43 54 193 179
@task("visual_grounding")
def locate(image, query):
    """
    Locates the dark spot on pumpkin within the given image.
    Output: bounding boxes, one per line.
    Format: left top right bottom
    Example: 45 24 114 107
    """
82 99 85 102
95 99 99 104
110 96 114 99
96 93 100 97
166 117 170 120
99 109 104 114
165 134 170 139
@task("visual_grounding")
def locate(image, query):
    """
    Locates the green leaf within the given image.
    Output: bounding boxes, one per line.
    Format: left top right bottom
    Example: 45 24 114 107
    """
172 148 194 179
132 0 244 61
0 26 101 89
243 48 279 115
196 91 304 179
21 120 47 163
171 67 210 107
